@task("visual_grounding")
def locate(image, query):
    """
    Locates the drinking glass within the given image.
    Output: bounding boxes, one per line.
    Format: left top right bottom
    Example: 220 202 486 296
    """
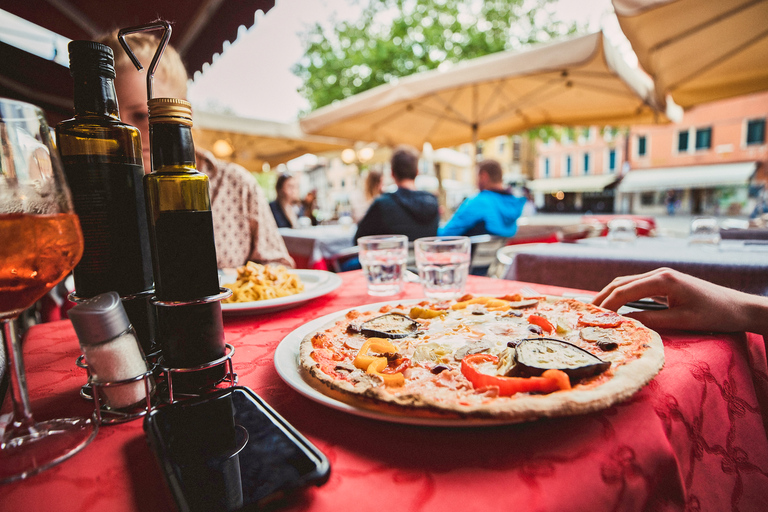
607 218 637 243
358 234 408 296
0 98 96 483
689 217 721 244
414 236 471 300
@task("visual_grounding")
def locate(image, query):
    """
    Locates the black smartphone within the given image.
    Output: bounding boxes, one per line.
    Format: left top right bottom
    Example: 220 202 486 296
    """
144 386 330 512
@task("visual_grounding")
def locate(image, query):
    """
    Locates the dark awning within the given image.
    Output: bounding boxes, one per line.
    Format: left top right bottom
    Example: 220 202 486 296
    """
0 0 275 122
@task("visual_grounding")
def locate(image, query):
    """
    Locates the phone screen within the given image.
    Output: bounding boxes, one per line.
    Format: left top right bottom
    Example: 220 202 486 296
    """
144 387 330 512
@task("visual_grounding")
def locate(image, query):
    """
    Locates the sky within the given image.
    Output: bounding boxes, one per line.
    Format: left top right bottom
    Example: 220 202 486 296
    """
187 0 625 123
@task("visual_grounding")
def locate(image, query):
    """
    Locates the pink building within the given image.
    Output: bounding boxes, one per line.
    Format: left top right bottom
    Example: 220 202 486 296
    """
531 92 768 215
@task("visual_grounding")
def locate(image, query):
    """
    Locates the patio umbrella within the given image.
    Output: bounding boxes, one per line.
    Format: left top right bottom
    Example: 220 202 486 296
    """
193 111 353 170
613 0 768 108
300 31 675 151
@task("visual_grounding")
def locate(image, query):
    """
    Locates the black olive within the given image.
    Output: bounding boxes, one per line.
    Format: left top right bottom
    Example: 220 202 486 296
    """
507 340 520 348
346 322 362 334
596 339 618 351
472 311 485 315
528 324 543 334
431 364 450 374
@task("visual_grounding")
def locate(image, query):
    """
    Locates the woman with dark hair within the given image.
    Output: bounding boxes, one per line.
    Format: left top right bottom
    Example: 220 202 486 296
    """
270 173 300 228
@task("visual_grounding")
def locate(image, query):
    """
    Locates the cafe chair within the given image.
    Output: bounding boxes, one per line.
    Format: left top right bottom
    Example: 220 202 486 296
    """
468 235 510 277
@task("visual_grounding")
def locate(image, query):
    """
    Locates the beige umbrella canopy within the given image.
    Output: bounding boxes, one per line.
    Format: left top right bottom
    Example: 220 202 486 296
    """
300 31 674 150
193 111 353 171
613 0 768 109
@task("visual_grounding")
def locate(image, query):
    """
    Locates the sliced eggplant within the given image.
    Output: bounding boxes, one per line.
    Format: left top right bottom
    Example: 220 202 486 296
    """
515 337 610 381
361 313 420 339
453 340 493 361
506 299 539 308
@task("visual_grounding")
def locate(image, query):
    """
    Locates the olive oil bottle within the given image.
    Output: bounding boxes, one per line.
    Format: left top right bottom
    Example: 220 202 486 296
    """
56 41 156 353
144 98 225 392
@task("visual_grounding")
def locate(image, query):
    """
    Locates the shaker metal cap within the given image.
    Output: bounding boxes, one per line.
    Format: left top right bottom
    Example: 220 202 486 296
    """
69 292 131 345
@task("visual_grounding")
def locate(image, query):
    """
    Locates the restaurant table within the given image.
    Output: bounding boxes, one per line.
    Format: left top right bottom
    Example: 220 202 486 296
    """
502 237 768 295
2 271 768 512
279 225 356 270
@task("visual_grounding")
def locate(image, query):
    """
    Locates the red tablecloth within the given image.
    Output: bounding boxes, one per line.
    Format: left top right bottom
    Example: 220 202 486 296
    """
2 271 768 511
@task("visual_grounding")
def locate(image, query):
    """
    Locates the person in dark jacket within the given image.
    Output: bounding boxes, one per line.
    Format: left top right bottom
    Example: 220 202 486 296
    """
354 146 439 242
439 159 525 238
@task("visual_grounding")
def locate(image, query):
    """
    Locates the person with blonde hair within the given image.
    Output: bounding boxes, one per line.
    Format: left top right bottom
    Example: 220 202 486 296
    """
351 170 383 222
99 30 293 269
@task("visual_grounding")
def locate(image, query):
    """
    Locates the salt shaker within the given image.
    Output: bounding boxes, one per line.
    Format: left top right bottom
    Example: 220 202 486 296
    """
69 292 155 410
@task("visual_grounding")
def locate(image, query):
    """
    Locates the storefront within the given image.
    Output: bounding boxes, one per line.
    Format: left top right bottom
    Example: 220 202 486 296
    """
527 174 619 213
616 162 758 216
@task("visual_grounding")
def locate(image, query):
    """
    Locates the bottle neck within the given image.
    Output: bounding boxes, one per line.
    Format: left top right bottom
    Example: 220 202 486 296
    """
150 122 196 172
73 74 119 119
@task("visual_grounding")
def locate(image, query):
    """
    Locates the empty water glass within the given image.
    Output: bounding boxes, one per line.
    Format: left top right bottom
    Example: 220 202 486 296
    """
689 217 721 244
414 236 471 300
607 218 637 242
358 234 408 296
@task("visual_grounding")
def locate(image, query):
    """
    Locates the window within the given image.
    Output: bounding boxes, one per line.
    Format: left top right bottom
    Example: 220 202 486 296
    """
677 131 689 152
747 119 766 145
695 127 712 150
583 152 591 175
497 136 506 153
544 157 550 178
608 149 617 172
637 135 647 157
565 155 572 176
512 138 521 163
640 192 656 206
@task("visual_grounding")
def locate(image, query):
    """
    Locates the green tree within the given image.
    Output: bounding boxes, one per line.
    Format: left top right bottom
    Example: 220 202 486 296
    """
293 0 580 112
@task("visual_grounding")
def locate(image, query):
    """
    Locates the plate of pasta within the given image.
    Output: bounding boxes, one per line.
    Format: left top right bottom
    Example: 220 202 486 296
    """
219 262 342 315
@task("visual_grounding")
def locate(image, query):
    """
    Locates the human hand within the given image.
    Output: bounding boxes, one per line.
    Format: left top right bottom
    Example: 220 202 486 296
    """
592 268 768 335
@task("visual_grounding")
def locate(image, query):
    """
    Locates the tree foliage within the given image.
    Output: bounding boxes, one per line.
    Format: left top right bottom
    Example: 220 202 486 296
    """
293 0 581 112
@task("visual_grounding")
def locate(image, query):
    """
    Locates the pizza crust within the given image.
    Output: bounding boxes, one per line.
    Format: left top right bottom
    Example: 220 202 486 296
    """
299 298 665 423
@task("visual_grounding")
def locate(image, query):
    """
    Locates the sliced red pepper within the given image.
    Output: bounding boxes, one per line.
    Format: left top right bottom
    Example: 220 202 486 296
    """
528 314 555 334
460 354 571 396
578 312 623 328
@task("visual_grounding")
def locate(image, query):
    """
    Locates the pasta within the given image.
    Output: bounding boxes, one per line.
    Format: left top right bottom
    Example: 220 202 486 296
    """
222 262 304 303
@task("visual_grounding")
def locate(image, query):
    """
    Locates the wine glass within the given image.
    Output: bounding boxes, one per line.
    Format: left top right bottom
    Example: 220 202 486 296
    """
0 97 97 483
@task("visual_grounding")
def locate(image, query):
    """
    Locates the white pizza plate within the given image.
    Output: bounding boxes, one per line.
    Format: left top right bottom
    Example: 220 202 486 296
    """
274 300 523 427
220 269 342 315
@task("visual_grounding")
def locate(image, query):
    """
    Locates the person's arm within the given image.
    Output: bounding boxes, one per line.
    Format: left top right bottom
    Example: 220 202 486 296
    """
593 267 768 337
247 181 295 268
438 197 482 236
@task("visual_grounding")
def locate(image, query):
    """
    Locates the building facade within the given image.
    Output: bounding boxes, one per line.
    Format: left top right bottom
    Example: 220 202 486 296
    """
528 91 768 215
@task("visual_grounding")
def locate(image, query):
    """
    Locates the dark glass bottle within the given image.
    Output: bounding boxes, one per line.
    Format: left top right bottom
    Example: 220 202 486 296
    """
144 98 225 392
55 41 156 353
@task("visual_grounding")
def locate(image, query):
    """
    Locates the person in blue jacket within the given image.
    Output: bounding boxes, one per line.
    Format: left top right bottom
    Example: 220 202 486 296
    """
439 159 525 238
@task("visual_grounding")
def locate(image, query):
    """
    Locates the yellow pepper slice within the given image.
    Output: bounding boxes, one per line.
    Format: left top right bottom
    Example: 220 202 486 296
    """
353 337 404 386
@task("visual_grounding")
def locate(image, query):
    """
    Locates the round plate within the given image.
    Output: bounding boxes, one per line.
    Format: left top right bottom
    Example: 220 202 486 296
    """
274 300 522 427
221 269 342 315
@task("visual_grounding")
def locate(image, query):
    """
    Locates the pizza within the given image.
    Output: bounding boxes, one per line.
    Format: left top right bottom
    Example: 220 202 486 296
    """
299 293 664 422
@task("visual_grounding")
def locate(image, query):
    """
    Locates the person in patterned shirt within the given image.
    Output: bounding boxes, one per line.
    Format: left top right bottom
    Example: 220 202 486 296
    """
100 31 293 269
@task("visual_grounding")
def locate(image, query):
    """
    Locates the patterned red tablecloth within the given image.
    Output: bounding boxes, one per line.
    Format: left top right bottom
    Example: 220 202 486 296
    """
2 271 767 511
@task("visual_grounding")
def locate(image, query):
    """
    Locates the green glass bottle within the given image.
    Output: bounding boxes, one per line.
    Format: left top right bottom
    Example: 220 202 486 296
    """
56 41 156 353
144 98 225 392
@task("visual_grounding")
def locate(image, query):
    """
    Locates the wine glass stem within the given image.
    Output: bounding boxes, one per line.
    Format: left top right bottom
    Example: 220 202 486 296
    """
2 319 36 437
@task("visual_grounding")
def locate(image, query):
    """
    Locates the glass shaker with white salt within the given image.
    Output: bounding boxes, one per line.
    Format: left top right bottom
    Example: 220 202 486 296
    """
69 292 155 411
